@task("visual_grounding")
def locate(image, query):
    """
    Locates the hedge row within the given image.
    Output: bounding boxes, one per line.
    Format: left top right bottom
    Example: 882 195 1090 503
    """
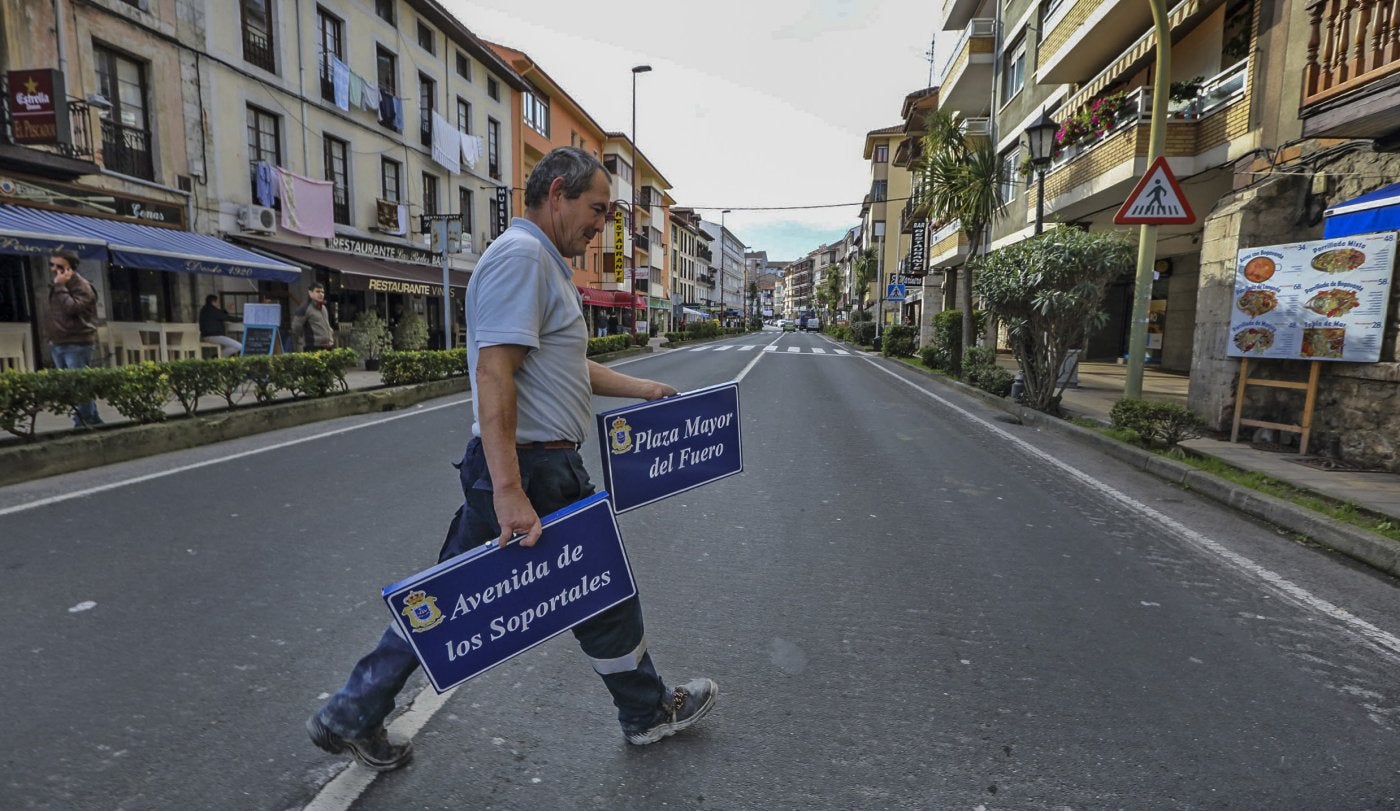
380 349 466 386
0 349 364 441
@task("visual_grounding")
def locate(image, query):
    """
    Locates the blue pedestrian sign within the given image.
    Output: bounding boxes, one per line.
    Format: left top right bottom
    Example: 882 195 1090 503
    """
886 282 906 302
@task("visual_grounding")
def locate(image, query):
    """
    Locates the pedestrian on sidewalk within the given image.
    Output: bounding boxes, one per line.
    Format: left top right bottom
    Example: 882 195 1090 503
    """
44 251 102 427
307 146 717 772
198 295 243 357
291 283 336 351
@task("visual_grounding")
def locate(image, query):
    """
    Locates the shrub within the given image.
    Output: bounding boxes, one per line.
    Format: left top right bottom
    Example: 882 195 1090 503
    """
849 321 877 346
0 369 60 440
849 309 873 323
391 311 429 351
1110 399 1206 447
587 334 632 356
97 365 171 423
962 346 1014 398
928 309 986 372
278 351 344 399
240 355 281 403
918 343 939 369
348 311 392 362
686 321 721 340
381 349 467 385
208 356 250 408
164 358 224 415
881 324 917 357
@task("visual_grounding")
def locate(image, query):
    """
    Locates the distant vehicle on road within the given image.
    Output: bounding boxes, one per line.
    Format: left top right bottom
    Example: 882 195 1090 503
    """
780 319 796 332
799 313 821 332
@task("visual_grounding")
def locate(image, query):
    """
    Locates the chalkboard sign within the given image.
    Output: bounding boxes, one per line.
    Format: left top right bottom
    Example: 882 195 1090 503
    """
242 303 281 327
241 325 277 356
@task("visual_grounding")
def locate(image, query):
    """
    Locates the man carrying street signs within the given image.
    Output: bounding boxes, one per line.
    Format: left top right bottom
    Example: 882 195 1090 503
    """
308 146 717 771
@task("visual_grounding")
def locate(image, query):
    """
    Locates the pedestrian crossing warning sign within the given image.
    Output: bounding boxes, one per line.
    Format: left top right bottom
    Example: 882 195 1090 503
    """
1114 156 1196 225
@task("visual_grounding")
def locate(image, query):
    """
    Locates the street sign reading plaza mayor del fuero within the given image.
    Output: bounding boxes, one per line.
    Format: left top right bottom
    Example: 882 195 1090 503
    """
597 382 743 513
382 493 638 693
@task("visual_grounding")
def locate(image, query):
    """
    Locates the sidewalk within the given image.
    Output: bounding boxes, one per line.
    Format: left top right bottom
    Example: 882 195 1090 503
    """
1042 358 1400 525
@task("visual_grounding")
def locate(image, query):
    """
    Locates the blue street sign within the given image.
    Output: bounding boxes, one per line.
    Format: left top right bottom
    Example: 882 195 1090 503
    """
886 282 906 302
381 493 638 693
596 382 743 513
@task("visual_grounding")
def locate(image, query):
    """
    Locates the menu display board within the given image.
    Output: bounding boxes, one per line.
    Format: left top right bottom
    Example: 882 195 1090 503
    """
1229 232 1396 362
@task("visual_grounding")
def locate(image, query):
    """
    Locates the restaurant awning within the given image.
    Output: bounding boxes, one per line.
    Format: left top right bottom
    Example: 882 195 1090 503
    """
238 238 468 296
578 286 615 307
615 291 644 309
1323 182 1400 238
0 204 301 282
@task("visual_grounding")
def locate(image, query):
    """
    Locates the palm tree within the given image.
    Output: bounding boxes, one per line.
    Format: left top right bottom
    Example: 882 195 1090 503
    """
917 112 1006 376
850 247 878 314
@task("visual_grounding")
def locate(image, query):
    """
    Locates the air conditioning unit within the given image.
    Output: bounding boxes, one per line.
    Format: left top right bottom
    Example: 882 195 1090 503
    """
238 205 277 234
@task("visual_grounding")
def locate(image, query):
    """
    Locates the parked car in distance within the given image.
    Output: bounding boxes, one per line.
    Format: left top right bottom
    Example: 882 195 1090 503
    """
780 319 796 332
799 314 821 332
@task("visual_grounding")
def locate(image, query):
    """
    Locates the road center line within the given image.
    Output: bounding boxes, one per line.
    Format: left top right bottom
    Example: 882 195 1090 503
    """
867 359 1400 661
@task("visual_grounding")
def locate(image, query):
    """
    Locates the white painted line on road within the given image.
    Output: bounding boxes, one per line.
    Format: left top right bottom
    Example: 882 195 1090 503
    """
303 685 458 811
867 360 1400 662
714 345 733 351
812 348 827 354
786 347 800 353
763 346 776 352
834 349 849 355
0 398 471 517
689 346 709 351
739 345 757 351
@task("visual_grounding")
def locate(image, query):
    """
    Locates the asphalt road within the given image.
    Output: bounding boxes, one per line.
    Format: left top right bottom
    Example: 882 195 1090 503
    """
2 328 1398 810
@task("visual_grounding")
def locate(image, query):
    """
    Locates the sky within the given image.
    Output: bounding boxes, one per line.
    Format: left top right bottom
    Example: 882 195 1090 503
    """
443 0 947 262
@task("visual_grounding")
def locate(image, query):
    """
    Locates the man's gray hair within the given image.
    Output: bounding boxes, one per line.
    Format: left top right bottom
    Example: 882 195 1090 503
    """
524 146 609 209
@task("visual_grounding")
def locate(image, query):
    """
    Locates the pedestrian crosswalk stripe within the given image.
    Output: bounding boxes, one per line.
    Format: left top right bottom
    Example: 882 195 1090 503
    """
739 345 756 351
786 346 800 353
834 349 849 355
763 346 776 352
715 345 732 351
811 348 826 354
690 346 708 351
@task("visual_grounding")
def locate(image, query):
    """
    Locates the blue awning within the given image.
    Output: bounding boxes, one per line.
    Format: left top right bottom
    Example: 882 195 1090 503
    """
1323 183 1400 239
0 204 301 282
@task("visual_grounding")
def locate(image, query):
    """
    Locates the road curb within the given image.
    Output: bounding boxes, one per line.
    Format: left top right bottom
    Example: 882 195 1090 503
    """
0 377 469 487
875 353 1400 578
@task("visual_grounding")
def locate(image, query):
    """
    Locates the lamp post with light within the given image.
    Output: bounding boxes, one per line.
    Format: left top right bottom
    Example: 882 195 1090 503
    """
719 208 731 327
630 65 651 339
1023 110 1059 235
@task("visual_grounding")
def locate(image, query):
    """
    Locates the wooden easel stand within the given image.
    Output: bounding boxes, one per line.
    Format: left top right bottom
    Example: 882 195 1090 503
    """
1230 358 1321 455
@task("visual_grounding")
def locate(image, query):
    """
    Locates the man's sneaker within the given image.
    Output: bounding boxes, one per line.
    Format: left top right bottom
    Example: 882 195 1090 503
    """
306 714 413 772
624 678 718 745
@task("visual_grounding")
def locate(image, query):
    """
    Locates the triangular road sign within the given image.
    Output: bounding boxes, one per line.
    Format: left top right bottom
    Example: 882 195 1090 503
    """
1114 156 1196 225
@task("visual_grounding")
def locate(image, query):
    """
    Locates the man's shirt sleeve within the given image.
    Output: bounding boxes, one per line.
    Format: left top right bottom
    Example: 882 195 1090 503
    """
470 245 548 350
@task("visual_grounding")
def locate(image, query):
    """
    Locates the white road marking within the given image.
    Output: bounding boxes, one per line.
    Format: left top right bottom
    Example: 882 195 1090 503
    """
689 346 708 352
786 347 800 353
714 345 732 351
834 349 849 355
867 360 1400 662
811 348 827 354
763 346 777 352
739 345 757 351
0 399 472 517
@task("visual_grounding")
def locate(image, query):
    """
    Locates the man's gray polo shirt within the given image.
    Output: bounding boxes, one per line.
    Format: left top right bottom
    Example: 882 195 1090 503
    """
466 217 590 444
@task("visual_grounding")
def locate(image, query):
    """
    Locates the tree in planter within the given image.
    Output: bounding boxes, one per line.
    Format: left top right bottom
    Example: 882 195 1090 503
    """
973 228 1134 413
918 110 1006 378
348 311 392 368
391 310 429 351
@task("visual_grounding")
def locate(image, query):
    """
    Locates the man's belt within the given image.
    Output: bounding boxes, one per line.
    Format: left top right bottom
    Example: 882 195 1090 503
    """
516 440 581 450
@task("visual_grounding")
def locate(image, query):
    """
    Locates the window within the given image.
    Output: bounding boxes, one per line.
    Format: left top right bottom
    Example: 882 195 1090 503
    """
456 51 471 81
241 0 275 72
523 87 549 136
488 194 503 238
458 186 474 238
422 172 439 216
94 44 153 180
603 154 632 184
381 158 400 202
416 20 434 54
871 180 888 202
1002 38 1026 102
317 7 344 103
418 73 435 147
106 267 173 323
487 77 499 101
376 46 397 95
456 96 471 134
375 0 394 25
324 135 350 224
246 105 281 202
999 147 1020 202
487 117 501 179
873 144 889 163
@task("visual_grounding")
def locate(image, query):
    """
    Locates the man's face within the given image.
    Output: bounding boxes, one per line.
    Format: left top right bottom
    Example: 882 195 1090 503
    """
49 257 73 282
309 287 325 303
549 170 612 258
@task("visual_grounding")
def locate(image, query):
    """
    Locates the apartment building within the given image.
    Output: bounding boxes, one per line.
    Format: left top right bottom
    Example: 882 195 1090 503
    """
203 0 526 350
934 0 1400 468
604 135 672 333
0 0 308 369
670 206 710 323
699 217 746 325
859 124 911 325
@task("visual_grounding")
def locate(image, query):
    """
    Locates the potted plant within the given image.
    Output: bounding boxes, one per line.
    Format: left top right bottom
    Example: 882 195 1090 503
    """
348 311 392 370
391 310 429 351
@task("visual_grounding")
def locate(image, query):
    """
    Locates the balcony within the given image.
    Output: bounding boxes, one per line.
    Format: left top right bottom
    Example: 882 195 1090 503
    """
1300 0 1400 140
1043 62 1249 224
928 219 969 268
100 119 154 180
696 244 713 261
633 232 650 252
937 19 995 117
941 0 982 32
1039 0 1193 84
242 27 276 74
902 186 930 233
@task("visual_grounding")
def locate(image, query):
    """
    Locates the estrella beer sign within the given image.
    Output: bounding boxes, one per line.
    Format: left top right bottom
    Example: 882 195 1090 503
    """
596 382 743 513
613 209 625 285
8 69 69 146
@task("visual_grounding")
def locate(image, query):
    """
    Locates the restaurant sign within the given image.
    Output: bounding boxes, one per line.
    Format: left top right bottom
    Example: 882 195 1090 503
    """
328 236 435 265
0 173 186 229
7 69 70 146
907 220 927 274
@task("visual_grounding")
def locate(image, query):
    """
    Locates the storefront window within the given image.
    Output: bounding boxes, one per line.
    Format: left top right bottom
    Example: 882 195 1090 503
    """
0 259 31 322
106 267 173 322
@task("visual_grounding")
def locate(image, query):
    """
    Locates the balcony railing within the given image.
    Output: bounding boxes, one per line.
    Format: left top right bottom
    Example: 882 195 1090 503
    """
100 119 154 180
332 186 349 225
937 18 995 85
1303 0 1400 105
633 232 650 251
243 27 276 73
958 116 991 136
696 244 713 261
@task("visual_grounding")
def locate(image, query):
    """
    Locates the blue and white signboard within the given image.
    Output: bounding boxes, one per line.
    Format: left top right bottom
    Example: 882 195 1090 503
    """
596 382 743 513
381 492 637 693
886 282 906 302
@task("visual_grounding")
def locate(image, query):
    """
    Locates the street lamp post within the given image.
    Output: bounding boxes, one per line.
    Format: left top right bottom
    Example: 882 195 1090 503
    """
630 65 651 340
1023 110 1059 235
719 208 731 328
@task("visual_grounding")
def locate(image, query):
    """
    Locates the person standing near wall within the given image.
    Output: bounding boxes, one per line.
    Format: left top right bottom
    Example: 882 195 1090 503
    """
291 283 336 351
45 251 102 427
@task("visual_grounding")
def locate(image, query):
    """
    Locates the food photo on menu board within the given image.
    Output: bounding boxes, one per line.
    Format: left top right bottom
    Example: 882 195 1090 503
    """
1228 232 1396 363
